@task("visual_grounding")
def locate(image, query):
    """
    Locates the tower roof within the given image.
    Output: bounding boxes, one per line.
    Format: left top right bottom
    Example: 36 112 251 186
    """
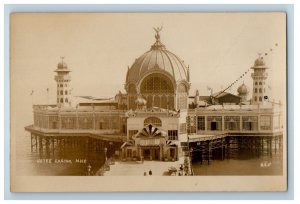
251 55 268 69
55 57 71 72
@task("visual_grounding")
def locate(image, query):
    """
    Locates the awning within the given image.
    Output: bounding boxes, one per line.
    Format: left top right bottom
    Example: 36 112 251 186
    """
166 140 177 147
134 124 167 139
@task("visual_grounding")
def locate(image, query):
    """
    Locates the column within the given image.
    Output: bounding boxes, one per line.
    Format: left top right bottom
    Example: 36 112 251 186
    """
205 115 207 132
258 115 261 131
150 149 153 160
270 115 273 131
240 116 243 131
30 133 33 152
222 116 225 131
152 96 155 109
137 145 141 159
195 115 198 133
159 95 162 109
58 113 61 130
93 112 96 130
76 112 79 129
159 145 163 161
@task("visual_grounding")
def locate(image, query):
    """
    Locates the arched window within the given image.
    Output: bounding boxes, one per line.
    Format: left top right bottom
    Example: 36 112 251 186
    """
144 117 162 127
259 88 262 93
255 88 257 93
178 84 187 93
255 82 258 85
259 82 262 85
65 98 68 103
140 73 174 94
254 96 257 101
60 90 63 95
60 98 63 103
259 96 262 101
57 90 59 95
65 90 68 95
60 84 63 87
140 73 174 110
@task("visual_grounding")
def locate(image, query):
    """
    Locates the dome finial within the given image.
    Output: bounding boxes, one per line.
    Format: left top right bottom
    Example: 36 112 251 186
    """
153 25 163 42
151 25 166 50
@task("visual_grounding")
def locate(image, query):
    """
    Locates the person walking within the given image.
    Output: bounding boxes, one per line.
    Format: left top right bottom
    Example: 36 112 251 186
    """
144 172 147 176
149 169 152 176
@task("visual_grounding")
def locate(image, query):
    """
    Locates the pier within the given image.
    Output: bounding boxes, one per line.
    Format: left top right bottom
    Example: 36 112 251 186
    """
188 133 283 165
25 125 124 176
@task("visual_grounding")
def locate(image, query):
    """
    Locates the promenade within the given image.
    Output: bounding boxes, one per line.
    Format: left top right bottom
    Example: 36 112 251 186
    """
103 157 185 176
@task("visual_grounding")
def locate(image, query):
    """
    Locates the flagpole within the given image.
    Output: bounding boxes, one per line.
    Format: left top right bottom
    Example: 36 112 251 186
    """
30 90 34 106
46 88 49 105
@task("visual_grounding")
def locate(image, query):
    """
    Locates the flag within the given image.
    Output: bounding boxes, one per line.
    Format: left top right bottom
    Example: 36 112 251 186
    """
30 90 34 95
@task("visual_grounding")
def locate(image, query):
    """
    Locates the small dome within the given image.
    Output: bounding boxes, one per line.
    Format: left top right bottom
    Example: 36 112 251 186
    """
254 56 265 66
57 61 68 69
237 83 249 95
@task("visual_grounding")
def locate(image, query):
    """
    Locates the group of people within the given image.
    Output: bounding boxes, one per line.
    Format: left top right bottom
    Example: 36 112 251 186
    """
144 169 152 176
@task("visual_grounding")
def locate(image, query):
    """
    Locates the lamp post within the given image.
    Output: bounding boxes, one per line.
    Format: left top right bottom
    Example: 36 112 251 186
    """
104 147 107 161
109 142 113 156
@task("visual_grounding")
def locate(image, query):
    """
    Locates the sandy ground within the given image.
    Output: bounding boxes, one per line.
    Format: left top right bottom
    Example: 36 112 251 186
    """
104 157 185 176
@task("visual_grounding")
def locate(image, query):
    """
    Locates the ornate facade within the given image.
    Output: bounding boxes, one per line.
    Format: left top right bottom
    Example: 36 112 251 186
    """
26 29 283 162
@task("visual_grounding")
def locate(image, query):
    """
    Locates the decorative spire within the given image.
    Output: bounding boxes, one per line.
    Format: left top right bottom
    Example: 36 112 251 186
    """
57 56 68 70
151 26 166 50
187 65 190 82
153 26 163 41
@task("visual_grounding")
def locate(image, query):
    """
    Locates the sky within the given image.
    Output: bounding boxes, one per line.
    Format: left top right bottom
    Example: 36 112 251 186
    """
10 13 286 109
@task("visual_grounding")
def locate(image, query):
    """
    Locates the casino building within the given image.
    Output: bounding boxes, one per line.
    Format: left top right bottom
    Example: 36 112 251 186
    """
25 29 283 162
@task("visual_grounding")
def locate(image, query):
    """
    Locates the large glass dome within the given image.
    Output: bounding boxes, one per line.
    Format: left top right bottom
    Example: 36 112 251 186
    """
125 29 190 111
126 31 189 84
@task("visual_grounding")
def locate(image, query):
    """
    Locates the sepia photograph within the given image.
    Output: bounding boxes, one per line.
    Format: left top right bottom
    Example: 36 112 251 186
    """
10 12 287 192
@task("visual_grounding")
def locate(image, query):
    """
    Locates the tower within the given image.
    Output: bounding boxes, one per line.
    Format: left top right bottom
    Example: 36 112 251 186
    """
194 89 199 105
54 57 72 107
251 55 268 104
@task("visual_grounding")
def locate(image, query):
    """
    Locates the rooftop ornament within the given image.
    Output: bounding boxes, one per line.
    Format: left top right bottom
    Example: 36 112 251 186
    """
151 25 166 50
